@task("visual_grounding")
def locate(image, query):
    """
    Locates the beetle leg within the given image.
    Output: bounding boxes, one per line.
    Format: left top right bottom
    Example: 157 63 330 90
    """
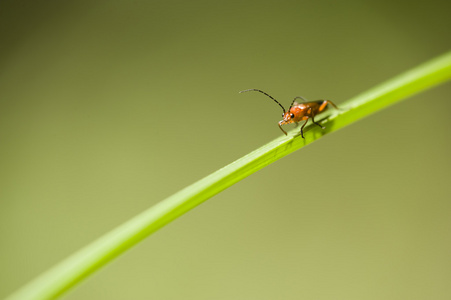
317 100 340 112
325 100 339 110
299 118 309 139
311 115 325 130
278 123 288 136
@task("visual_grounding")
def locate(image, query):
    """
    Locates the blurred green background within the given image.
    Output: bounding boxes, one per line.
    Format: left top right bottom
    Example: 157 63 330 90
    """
1 0 451 299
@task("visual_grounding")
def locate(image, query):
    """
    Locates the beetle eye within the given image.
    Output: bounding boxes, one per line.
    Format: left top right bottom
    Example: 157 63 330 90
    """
290 113 294 118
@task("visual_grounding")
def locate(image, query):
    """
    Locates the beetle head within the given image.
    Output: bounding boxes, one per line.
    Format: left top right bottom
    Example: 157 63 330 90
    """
280 111 296 125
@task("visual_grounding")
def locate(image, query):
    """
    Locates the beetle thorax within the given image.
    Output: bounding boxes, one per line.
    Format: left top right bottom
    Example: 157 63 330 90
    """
280 104 306 124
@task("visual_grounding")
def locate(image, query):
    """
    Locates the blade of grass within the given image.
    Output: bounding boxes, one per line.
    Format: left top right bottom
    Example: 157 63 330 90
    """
7 51 451 300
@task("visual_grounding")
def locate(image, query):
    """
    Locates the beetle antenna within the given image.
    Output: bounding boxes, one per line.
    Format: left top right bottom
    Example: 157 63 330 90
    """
239 89 286 113
288 96 308 112
288 100 296 112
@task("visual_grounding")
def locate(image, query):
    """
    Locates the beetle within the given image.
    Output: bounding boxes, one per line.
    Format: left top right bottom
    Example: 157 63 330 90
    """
239 89 339 138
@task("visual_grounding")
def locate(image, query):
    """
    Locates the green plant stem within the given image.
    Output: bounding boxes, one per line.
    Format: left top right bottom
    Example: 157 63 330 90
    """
7 51 451 300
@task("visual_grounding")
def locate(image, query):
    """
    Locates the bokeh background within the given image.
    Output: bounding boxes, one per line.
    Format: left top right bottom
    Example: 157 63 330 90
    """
1 0 451 299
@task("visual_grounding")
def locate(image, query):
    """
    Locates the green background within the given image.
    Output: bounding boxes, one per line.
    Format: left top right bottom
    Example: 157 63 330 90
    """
1 0 451 299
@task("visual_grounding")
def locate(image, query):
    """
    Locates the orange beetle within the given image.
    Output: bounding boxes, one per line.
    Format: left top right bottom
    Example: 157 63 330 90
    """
240 89 339 138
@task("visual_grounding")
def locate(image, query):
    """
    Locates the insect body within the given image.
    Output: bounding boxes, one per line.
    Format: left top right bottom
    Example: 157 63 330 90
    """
239 89 339 138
